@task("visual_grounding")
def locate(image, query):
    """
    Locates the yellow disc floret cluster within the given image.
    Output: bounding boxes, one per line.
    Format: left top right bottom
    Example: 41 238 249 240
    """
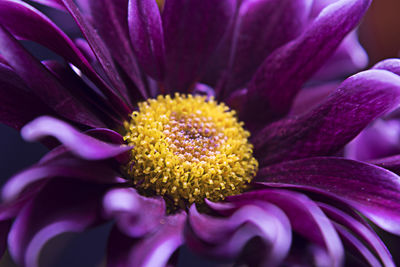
123 94 258 208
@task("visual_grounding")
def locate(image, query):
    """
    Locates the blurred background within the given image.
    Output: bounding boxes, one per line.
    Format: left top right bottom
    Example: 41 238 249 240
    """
1 0 400 266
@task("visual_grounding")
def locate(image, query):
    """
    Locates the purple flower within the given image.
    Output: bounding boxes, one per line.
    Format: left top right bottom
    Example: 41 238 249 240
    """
1 0 399 266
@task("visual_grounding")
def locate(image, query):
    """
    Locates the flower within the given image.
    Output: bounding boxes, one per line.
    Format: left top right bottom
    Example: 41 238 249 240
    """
1 0 400 266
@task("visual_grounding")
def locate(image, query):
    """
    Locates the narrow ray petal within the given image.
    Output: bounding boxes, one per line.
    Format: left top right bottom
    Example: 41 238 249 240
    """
162 0 236 92
21 116 131 160
243 0 371 125
7 179 105 267
253 70 400 166
256 157 400 235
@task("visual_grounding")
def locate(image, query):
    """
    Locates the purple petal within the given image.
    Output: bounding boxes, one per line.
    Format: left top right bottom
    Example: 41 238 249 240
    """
0 0 129 115
373 58 400 76
255 157 400 235
242 0 371 125
26 0 65 10
7 179 105 267
253 69 400 166
369 155 400 175
218 0 312 96
162 0 235 92
128 0 165 80
103 188 166 237
21 116 131 160
86 0 148 99
312 31 368 81
0 25 105 128
0 62 54 130
186 204 291 266
319 203 394 267
2 156 120 202
334 224 381 267
107 212 186 267
228 189 344 266
345 119 400 161
60 0 139 105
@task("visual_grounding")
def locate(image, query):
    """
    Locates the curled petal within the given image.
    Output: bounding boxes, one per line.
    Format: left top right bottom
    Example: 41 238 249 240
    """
2 156 120 202
107 212 186 267
242 0 371 125
21 116 131 160
186 204 291 266
103 188 166 237
253 69 400 166
256 157 400 235
229 189 344 266
7 179 105 267
319 203 394 267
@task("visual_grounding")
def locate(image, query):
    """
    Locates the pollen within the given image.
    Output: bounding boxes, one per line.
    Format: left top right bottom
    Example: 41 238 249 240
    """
123 94 258 208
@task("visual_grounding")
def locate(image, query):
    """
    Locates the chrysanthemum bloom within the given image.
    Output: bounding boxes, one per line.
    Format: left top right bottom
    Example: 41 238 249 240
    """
2 0 400 266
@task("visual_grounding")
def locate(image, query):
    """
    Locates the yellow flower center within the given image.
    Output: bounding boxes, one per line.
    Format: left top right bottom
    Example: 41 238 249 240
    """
123 94 258 208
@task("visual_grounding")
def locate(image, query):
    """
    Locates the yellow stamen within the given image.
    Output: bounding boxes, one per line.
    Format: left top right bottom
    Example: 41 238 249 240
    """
123 94 258 208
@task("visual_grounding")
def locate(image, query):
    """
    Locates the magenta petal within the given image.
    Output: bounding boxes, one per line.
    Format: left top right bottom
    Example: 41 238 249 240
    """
60 0 137 105
0 62 54 130
2 156 120 202
373 58 400 76
253 70 400 166
162 0 235 92
7 179 105 267
103 188 166 237
186 204 291 265
21 116 131 160
0 25 105 128
256 157 400 235
107 212 186 267
219 0 312 94
243 0 371 125
86 0 148 99
26 0 65 10
229 189 344 266
128 0 165 80
319 203 394 267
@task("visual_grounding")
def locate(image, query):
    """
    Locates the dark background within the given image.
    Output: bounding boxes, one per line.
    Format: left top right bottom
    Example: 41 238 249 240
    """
1 0 400 266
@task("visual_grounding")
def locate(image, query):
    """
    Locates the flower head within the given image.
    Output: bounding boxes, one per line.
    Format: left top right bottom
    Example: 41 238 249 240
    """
1 0 400 266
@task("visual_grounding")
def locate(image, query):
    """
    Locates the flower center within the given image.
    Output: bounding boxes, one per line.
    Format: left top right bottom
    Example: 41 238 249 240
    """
123 94 258 208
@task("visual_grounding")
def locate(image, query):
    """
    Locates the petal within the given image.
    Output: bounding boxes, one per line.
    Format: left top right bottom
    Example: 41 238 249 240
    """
229 189 344 266
107 213 186 267
0 0 129 115
128 0 165 80
21 116 131 160
60 0 140 105
345 119 400 161
86 0 148 99
253 70 400 166
242 0 371 125
0 25 104 128
218 0 313 96
373 58 400 75
186 204 291 266
255 157 400 235
103 188 166 237
312 31 368 81
319 203 394 267
369 155 400 175
7 179 105 267
0 62 54 130
26 0 65 10
2 155 120 202
162 0 236 92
